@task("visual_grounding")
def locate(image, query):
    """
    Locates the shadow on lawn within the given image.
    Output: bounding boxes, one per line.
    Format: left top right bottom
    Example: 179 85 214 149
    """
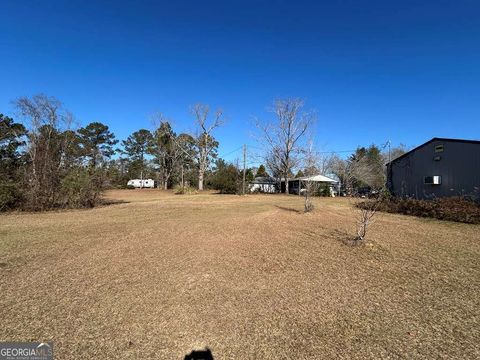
99 199 130 207
330 229 358 245
184 348 214 360
275 205 302 214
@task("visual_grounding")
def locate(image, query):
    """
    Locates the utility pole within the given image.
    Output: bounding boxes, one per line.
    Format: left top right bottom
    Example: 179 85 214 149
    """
382 140 392 163
242 144 247 195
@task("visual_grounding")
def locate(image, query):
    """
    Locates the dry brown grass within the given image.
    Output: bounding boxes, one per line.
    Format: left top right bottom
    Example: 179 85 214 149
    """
1 190 479 359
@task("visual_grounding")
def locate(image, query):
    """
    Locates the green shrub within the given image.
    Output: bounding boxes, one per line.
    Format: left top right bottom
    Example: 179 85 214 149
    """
60 168 103 208
0 183 22 211
209 160 240 194
320 185 332 197
310 184 332 197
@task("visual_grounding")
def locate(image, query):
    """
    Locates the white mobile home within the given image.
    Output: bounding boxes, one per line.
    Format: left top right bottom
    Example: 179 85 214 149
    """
127 179 155 188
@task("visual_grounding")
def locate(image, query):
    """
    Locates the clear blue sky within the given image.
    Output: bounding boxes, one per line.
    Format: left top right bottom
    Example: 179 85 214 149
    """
1 0 479 162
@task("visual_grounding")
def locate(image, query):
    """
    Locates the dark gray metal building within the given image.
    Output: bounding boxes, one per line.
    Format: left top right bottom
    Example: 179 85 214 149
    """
387 138 480 199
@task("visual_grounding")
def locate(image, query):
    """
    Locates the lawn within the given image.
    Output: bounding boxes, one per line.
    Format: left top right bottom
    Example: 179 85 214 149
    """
1 190 479 359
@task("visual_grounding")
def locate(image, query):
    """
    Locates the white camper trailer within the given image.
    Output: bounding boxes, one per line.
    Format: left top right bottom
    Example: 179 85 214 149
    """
127 179 155 188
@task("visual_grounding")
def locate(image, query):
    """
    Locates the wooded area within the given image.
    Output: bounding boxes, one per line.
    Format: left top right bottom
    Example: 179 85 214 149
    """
1 94 404 212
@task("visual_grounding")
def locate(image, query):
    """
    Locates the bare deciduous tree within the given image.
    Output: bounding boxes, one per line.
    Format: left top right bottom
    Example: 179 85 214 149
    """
331 148 385 196
355 198 380 241
192 103 223 191
351 148 388 242
331 155 356 195
318 153 334 175
14 94 76 209
256 98 314 194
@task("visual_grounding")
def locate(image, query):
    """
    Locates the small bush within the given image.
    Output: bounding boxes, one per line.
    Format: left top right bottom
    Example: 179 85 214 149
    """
320 185 332 197
173 184 198 195
60 169 103 208
358 197 480 224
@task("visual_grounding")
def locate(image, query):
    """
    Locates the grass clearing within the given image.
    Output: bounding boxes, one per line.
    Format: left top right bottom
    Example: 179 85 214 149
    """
1 190 479 359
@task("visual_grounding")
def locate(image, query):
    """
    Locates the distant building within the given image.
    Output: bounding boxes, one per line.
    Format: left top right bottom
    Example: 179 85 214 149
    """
249 176 277 193
127 179 155 188
249 174 338 195
285 174 338 196
387 138 480 199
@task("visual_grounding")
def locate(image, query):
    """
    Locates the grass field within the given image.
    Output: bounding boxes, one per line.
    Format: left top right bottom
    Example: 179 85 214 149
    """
1 190 479 359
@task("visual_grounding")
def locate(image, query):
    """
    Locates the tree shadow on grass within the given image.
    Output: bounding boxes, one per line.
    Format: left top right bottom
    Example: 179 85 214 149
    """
275 205 302 214
184 347 214 360
330 228 373 247
99 199 130 207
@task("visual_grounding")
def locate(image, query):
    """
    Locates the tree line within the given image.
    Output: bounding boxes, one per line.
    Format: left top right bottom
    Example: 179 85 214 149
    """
0 94 229 210
1 94 404 211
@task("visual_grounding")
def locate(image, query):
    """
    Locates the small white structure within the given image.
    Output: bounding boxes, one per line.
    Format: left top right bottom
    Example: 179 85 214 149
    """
249 177 277 193
127 179 155 188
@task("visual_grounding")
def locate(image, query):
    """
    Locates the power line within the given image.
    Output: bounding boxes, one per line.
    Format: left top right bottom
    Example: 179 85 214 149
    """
220 143 360 157
246 144 358 154
318 150 357 154
246 144 357 154
218 146 243 158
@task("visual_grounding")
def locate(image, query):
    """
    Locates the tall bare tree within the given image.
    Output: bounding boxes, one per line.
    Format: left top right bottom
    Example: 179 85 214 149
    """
256 98 314 194
14 94 75 209
192 103 223 191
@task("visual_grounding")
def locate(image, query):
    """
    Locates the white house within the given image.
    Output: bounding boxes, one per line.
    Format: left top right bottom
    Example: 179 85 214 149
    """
249 177 278 193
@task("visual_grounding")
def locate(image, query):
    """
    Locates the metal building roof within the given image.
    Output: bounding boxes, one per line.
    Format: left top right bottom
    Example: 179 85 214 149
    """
386 137 480 165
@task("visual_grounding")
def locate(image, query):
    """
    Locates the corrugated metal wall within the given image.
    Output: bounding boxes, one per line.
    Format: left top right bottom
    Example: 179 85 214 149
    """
388 140 480 199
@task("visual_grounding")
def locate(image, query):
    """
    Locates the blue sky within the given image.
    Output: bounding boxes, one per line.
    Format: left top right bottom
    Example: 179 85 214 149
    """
1 0 479 163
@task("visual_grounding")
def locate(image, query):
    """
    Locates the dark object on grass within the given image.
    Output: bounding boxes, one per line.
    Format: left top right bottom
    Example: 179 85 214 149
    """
184 348 214 360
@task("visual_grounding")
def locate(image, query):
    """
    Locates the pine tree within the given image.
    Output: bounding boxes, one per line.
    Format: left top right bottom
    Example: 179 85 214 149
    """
122 129 153 177
255 164 268 178
78 122 118 168
295 170 305 178
0 114 27 178
0 114 27 210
